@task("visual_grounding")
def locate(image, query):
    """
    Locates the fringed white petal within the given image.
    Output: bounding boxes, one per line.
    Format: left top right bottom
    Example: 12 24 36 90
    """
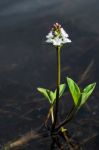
46 31 53 38
60 28 69 38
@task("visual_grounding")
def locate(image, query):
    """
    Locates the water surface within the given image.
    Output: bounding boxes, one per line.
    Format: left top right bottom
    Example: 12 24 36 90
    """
0 0 99 149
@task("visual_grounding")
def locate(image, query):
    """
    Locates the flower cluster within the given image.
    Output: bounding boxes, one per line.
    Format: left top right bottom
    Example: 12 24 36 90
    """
46 23 71 46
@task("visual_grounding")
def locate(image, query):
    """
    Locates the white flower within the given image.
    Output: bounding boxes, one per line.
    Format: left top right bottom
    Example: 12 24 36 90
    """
60 28 69 38
46 23 71 46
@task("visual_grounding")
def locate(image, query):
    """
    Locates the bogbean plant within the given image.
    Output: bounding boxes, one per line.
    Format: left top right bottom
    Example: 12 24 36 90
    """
37 23 96 150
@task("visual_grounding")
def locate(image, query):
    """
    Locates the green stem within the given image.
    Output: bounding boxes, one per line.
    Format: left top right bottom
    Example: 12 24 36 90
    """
55 46 61 122
57 46 61 86
51 46 61 131
45 106 54 127
51 106 54 123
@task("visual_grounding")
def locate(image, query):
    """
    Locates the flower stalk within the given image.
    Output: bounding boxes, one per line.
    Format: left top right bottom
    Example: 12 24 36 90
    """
52 46 61 130
57 46 61 86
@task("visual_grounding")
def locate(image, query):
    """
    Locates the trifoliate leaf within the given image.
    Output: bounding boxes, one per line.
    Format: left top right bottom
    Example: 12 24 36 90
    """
37 84 66 105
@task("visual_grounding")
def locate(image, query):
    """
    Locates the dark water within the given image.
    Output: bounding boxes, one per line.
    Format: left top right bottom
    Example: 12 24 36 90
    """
0 0 99 149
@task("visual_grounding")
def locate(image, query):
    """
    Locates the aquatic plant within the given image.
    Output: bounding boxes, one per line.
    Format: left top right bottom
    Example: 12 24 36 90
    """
2 23 96 150
37 23 96 150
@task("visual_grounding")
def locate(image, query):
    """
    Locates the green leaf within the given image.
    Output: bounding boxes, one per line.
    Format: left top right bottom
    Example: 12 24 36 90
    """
37 84 66 105
59 84 66 97
54 84 66 98
67 77 81 106
46 90 55 104
37 87 54 104
79 82 96 108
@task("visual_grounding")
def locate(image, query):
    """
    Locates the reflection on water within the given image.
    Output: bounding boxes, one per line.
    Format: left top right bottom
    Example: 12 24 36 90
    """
0 0 99 149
